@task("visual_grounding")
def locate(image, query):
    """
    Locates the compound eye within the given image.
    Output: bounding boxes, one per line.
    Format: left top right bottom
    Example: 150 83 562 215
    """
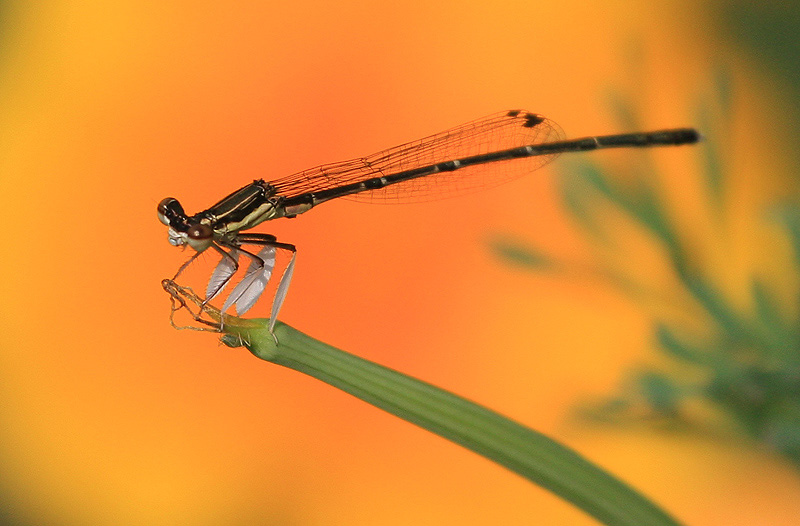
157 197 184 226
186 224 213 252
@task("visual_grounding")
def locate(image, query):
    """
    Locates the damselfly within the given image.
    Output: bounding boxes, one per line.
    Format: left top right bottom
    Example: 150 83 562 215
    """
159 110 700 334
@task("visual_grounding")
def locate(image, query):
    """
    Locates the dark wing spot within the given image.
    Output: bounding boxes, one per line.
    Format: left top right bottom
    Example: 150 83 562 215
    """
522 113 545 127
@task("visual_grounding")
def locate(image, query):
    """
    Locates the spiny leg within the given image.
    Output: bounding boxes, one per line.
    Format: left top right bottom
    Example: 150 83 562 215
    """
233 234 297 340
203 242 242 307
219 242 274 315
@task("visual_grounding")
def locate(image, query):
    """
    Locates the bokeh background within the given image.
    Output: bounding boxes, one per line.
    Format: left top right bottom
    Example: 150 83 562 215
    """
2 1 800 524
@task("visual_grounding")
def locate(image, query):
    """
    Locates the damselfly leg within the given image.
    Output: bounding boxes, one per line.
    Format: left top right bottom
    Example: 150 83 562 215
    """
168 234 296 334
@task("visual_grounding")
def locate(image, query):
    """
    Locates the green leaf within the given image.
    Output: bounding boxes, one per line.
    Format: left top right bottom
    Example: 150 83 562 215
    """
573 161 620 202
719 4 800 92
749 277 798 356
655 323 712 366
711 67 734 113
163 280 682 526
488 237 555 270
692 66 732 209
769 203 800 268
751 279 780 327
695 105 725 206
636 371 681 415
682 273 749 339
230 320 683 526
558 167 608 241
764 400 800 457
630 180 683 257
565 162 685 264
606 90 642 132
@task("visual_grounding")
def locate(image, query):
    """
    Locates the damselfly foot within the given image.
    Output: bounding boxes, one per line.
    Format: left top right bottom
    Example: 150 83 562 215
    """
162 278 274 342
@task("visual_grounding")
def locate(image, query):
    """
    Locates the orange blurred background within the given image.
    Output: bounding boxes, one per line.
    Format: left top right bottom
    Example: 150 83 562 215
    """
2 1 800 524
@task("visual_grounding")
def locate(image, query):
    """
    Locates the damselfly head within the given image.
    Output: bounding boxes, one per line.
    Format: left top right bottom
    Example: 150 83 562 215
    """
163 222 213 251
157 197 185 227
159 197 213 251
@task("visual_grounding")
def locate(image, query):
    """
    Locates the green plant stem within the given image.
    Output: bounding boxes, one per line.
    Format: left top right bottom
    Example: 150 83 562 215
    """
223 320 682 526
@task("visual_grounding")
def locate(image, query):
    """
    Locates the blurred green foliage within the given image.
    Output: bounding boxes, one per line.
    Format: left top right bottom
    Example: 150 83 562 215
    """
718 3 800 96
716 2 800 175
494 71 800 469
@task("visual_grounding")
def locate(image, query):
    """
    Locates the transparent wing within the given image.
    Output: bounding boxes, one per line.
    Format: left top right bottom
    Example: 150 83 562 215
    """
271 110 564 204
